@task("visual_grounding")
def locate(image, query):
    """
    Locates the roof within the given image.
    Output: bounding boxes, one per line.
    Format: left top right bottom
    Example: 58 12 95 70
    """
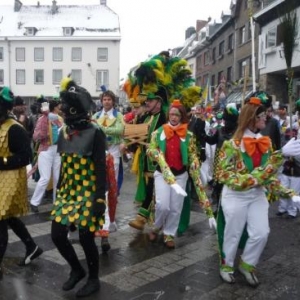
0 4 120 38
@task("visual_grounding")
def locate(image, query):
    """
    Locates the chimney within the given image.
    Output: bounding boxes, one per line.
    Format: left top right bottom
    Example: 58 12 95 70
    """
14 0 23 12
100 0 106 5
51 0 58 14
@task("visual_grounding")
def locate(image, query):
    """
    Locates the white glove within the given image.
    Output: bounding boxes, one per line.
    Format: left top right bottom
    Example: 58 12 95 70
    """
282 138 300 157
171 183 187 197
208 217 217 231
292 195 300 203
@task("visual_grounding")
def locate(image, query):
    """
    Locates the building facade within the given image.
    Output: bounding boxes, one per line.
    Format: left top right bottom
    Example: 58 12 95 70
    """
0 0 121 102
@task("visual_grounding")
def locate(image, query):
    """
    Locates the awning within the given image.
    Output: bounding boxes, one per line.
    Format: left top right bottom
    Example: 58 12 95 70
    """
226 90 253 105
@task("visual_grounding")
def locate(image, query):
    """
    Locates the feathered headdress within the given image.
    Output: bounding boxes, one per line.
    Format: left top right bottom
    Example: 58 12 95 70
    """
123 51 202 113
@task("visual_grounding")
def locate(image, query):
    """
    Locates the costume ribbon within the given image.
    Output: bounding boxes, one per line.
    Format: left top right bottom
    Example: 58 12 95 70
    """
163 123 188 140
243 136 270 156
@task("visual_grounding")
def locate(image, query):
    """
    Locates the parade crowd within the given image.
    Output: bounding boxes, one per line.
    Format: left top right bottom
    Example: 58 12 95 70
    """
1 51 300 298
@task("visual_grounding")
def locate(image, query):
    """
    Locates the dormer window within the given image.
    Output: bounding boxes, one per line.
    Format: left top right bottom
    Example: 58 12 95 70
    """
26 27 37 36
63 27 74 36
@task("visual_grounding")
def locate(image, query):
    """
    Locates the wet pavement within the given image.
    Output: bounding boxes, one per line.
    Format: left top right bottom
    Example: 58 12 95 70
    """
1 162 300 300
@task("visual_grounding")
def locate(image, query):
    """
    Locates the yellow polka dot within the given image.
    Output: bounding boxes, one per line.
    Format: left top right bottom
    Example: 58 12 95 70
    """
69 216 75 223
76 185 81 191
82 169 87 175
77 196 83 201
62 208 68 214
67 157 72 163
83 210 89 217
86 201 92 208
74 213 80 219
54 201 60 206
92 186 96 192
74 163 80 169
70 190 75 196
51 210 55 215
68 206 73 211
92 217 96 222
55 216 62 222
76 205 81 209
81 219 87 226
80 158 87 165
84 191 91 197
89 225 95 232
91 175 96 181
67 168 73 175
83 180 89 187
90 164 95 171
75 174 80 180
99 220 104 226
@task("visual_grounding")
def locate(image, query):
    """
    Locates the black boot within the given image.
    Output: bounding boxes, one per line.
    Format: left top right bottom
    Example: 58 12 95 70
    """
101 237 111 253
76 278 100 298
62 268 86 291
18 246 43 266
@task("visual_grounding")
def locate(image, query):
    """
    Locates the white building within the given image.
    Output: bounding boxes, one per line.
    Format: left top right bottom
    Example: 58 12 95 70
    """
0 0 121 101
254 0 300 102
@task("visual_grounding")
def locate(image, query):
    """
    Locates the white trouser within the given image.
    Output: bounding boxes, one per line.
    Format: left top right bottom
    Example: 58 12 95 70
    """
154 170 188 237
278 174 300 217
221 185 270 267
30 145 61 206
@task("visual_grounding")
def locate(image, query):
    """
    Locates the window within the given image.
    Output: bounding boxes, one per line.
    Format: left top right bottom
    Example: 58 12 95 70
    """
218 71 224 84
248 21 252 40
53 47 63 61
196 55 202 71
0 70 3 84
0 47 3 61
72 47 82 61
97 48 108 61
218 41 225 56
212 47 216 62
71 69 82 85
34 69 44 84
211 74 215 87
26 27 35 36
16 48 25 61
228 34 233 51
240 26 246 44
16 69 25 84
266 27 276 48
204 51 210 65
227 66 232 82
53 69 63 85
63 27 73 36
34 48 44 61
96 70 109 89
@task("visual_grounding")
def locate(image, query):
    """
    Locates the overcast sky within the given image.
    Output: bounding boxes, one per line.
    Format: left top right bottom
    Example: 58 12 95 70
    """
1 0 232 79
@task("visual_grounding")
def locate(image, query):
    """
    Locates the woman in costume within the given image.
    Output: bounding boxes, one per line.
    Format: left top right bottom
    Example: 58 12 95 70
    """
50 78 106 297
216 97 300 287
146 100 216 249
0 87 43 279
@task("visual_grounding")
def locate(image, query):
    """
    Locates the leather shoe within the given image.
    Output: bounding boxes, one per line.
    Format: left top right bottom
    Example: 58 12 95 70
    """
30 204 39 213
62 268 86 291
128 215 147 230
18 246 43 266
76 278 100 298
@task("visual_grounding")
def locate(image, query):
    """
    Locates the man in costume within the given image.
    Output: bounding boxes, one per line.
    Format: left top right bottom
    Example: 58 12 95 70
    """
215 97 300 287
50 78 106 297
128 89 167 230
92 90 124 233
125 50 205 232
0 87 43 279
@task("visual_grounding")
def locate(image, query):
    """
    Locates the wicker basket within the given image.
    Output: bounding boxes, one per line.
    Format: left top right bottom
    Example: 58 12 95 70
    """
124 123 149 145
